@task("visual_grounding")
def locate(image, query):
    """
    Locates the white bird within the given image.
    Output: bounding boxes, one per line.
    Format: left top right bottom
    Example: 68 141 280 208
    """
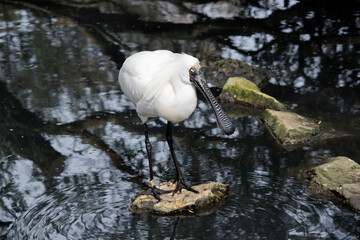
119 50 234 200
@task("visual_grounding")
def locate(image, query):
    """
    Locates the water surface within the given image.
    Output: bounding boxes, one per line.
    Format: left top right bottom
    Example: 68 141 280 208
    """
0 0 360 239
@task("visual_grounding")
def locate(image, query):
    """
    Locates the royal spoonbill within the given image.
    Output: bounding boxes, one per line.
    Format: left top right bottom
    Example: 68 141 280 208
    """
119 50 234 200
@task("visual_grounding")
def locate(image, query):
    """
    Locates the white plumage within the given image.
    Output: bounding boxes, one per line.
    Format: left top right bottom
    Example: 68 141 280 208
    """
119 50 199 123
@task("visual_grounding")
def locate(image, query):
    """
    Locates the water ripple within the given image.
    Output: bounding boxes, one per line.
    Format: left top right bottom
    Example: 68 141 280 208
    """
7 170 137 240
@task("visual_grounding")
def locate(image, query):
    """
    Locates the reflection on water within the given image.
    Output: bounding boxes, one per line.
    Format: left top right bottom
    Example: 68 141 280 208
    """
0 5 119 123
1 0 360 239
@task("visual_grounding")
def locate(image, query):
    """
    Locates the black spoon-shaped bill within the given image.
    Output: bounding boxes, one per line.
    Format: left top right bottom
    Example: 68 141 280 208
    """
190 68 235 135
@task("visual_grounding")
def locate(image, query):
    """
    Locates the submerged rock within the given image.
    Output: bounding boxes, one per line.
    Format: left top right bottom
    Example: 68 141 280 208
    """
307 156 360 213
261 109 320 145
219 77 287 111
131 181 229 215
204 59 273 88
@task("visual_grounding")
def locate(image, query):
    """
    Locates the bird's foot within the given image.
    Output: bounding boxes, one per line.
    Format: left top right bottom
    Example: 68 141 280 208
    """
137 179 171 201
172 178 199 195
138 186 172 201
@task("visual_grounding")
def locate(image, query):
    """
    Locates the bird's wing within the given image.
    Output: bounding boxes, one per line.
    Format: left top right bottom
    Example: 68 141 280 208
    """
119 50 172 99
136 64 177 119
118 51 174 119
119 70 159 121
119 50 189 121
119 69 143 104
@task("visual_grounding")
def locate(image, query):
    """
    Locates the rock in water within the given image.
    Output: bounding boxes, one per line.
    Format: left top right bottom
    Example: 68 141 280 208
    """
261 109 351 150
219 77 287 111
307 156 360 213
204 59 272 88
261 109 320 145
131 181 229 215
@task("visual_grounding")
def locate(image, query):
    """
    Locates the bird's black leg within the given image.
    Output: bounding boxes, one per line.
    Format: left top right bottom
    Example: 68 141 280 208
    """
166 121 199 195
139 123 171 201
144 123 154 181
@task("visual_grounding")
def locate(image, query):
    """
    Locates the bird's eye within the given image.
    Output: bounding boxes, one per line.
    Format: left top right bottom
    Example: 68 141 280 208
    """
189 68 195 75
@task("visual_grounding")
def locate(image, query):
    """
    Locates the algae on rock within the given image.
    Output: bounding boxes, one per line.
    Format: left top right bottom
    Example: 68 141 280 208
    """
261 109 320 145
307 156 360 213
219 77 287 111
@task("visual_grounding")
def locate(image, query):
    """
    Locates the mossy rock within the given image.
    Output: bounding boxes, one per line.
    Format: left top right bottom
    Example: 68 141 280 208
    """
203 59 273 88
261 109 320 145
307 156 360 213
131 181 229 215
219 77 287 111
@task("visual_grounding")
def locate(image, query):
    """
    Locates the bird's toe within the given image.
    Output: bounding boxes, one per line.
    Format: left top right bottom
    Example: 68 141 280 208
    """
138 186 172 201
172 179 199 195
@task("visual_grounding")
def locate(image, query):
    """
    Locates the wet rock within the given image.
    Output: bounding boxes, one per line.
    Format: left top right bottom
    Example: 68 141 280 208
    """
131 181 229 215
261 109 352 150
204 59 273 88
218 77 287 111
307 156 360 213
261 109 320 145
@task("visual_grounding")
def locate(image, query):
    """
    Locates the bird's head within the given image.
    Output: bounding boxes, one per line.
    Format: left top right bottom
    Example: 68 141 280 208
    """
188 64 205 90
188 65 235 135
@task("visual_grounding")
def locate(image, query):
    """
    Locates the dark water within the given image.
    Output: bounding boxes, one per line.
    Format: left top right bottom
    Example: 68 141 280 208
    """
1 0 360 239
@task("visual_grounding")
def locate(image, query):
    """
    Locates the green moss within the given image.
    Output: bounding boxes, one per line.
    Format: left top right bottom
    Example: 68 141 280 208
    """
219 77 286 111
312 157 360 190
261 109 320 144
222 77 260 91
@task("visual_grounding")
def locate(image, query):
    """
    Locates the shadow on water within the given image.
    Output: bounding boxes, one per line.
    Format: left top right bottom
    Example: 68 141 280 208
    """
0 0 360 239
